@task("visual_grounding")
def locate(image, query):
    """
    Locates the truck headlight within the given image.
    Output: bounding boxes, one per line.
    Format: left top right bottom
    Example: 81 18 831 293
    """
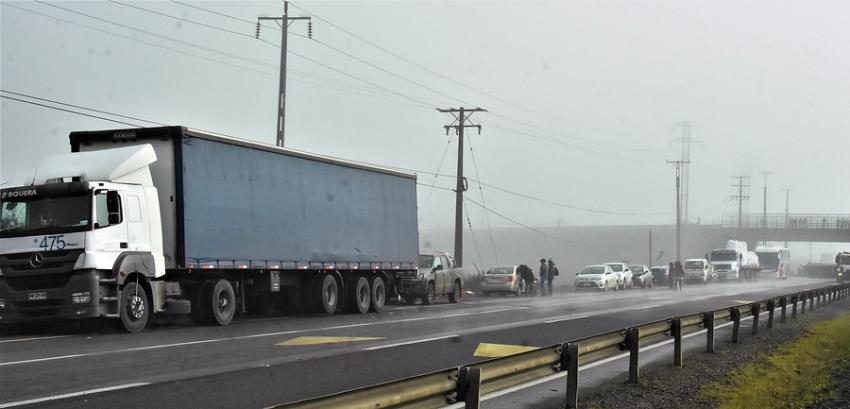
0 298 6 309
71 291 91 305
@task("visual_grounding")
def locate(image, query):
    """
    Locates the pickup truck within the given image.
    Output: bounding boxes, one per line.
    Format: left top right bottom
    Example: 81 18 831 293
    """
396 251 463 304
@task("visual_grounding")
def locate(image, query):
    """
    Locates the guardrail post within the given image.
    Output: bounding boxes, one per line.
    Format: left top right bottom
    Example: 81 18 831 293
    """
809 290 814 311
751 302 761 336
779 297 787 323
801 292 806 315
627 327 640 383
791 294 798 318
731 307 741 343
458 366 481 409
672 317 683 366
564 343 579 409
766 299 775 329
703 312 715 353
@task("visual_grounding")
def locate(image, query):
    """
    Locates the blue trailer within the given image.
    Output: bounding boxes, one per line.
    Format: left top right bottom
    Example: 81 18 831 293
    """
1 126 416 331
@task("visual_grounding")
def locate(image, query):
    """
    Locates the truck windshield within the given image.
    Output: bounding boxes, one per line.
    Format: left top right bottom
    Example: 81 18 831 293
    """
418 255 435 268
711 251 737 261
0 193 92 238
684 261 703 269
756 252 779 270
839 255 850 265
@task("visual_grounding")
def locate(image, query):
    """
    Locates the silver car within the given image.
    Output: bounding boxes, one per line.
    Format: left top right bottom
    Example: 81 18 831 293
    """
574 265 619 291
481 266 523 296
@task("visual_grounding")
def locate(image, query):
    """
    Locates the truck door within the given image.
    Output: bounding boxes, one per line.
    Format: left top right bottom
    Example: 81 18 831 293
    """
437 255 450 294
125 193 150 252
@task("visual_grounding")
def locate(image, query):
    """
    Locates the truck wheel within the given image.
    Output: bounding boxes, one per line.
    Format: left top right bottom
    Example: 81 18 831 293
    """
448 280 461 303
315 274 339 314
190 283 211 324
208 279 236 326
120 280 150 333
369 277 386 313
347 276 371 314
422 282 436 305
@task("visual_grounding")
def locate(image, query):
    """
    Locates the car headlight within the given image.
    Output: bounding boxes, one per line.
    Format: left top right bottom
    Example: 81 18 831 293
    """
0 298 6 309
71 291 91 305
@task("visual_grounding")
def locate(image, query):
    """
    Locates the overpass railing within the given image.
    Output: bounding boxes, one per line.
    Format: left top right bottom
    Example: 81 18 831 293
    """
269 283 850 409
721 213 850 230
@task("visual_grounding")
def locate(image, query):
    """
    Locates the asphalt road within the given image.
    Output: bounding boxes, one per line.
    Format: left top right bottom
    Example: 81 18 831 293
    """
0 277 834 409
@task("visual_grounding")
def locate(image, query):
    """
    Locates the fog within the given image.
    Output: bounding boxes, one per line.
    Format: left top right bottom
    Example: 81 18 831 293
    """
2 1 848 255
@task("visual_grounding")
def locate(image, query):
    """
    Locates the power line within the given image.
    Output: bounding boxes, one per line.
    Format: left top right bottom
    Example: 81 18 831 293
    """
419 135 453 224
109 1 255 38
463 195 586 245
467 136 499 263
462 201 485 267
1 90 168 126
171 0 273 28
1 95 143 128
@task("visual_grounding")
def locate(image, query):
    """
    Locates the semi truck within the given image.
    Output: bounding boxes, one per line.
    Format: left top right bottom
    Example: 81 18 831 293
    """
836 252 850 283
0 126 419 332
755 246 791 279
708 240 760 281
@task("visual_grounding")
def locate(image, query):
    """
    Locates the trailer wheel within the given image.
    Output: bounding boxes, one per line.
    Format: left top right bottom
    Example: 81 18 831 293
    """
208 279 236 326
448 280 461 303
315 274 339 314
369 277 386 313
119 280 150 333
347 276 371 314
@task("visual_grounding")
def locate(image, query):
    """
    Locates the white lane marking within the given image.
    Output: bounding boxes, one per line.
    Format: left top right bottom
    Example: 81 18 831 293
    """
0 335 71 344
0 306 529 366
632 303 665 310
443 310 773 408
363 334 459 351
0 354 85 366
544 314 590 324
0 383 149 408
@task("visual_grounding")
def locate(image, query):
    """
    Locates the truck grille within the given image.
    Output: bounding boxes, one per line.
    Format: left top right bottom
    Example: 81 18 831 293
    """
5 274 72 291
715 264 732 270
0 250 83 277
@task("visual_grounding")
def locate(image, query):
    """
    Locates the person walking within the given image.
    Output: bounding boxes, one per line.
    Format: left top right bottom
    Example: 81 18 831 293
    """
517 264 534 296
539 258 549 296
547 258 557 296
673 261 685 291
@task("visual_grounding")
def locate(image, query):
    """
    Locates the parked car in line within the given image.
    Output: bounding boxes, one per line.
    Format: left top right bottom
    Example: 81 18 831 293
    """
605 262 634 290
650 265 669 285
683 258 714 283
481 265 523 297
630 265 654 288
574 265 619 291
399 252 463 304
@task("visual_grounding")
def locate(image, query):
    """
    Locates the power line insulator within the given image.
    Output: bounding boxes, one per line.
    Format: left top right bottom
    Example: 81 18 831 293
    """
255 22 261 39
307 21 313 39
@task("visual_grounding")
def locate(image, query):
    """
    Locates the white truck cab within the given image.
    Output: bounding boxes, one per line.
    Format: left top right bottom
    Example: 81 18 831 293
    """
0 145 166 332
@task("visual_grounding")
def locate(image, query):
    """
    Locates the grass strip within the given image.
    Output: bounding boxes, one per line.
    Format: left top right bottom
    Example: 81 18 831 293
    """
702 311 850 409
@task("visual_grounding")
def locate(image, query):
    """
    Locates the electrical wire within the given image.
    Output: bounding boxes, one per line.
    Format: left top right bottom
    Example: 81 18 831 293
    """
109 1 255 38
418 135 453 224
1 95 143 128
1 90 168 126
467 136 499 263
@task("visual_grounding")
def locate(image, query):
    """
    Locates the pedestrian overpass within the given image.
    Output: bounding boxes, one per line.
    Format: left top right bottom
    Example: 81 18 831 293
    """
710 213 850 246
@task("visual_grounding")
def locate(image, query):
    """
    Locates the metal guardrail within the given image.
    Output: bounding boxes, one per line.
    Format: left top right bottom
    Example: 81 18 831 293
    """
720 213 850 230
269 283 850 409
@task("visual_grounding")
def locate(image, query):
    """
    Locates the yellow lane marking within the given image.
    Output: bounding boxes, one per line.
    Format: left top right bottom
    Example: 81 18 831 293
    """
276 336 383 346
473 342 538 358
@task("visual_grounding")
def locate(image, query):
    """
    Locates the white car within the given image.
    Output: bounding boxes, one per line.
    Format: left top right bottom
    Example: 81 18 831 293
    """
683 258 714 283
629 264 654 289
605 262 634 290
574 265 619 291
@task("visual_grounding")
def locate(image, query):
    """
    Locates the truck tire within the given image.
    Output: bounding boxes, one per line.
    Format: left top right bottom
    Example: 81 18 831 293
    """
119 280 150 333
369 277 386 313
347 276 371 314
422 282 436 305
190 283 211 324
315 274 339 314
208 279 236 326
448 280 461 303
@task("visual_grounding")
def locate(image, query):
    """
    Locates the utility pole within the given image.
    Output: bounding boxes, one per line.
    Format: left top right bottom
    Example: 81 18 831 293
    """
438 107 487 267
731 175 751 240
648 230 653 267
257 1 312 147
759 171 773 245
668 160 689 262
783 188 790 247
672 122 698 224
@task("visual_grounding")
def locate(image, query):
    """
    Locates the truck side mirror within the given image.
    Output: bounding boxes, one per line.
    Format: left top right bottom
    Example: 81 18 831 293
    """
106 191 122 225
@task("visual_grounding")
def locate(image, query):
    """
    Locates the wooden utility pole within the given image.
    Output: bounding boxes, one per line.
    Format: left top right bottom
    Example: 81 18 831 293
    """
668 160 689 262
731 175 751 240
438 107 486 267
257 1 312 147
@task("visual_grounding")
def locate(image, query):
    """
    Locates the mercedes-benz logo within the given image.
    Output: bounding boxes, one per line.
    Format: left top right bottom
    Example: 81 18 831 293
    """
29 253 44 269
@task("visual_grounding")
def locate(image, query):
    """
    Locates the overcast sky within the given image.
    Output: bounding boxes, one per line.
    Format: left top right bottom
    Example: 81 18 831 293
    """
2 1 849 236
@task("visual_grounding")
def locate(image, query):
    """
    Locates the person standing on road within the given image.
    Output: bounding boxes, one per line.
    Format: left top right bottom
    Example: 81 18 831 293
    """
547 258 557 296
673 261 685 291
539 258 549 295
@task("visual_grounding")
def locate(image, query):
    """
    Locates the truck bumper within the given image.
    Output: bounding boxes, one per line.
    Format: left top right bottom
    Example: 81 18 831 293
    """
0 270 110 323
398 279 427 298
715 271 739 280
